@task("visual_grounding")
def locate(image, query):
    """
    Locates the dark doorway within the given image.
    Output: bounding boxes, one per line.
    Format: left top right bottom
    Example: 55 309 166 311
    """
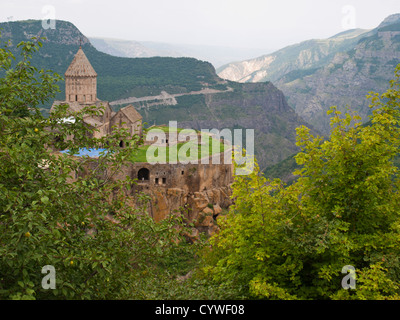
138 168 150 182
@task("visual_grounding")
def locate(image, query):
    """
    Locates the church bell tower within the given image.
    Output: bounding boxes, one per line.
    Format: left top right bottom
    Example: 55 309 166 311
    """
65 46 97 104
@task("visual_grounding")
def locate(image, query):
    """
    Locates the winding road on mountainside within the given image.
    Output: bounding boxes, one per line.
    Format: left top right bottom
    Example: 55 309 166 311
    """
109 86 234 107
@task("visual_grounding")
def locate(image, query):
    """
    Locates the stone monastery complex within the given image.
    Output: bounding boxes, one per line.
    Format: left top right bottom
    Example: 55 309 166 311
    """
51 46 234 238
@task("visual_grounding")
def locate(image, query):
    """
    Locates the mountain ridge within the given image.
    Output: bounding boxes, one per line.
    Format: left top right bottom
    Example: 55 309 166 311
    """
217 13 400 134
88 36 272 68
217 27 373 83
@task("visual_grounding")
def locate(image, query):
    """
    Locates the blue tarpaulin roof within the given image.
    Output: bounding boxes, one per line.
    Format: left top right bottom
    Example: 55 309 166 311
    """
60 148 109 157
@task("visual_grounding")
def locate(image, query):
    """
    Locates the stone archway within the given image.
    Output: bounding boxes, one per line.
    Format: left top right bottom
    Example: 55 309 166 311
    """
138 168 150 182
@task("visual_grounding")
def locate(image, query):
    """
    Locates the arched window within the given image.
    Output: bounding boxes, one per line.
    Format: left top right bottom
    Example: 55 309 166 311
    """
138 168 150 182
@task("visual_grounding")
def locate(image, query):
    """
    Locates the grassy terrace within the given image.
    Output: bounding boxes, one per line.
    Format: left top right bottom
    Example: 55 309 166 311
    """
143 125 191 133
129 128 229 163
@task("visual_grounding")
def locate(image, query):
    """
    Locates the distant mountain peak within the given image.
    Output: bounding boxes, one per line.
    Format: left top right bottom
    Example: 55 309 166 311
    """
378 13 400 28
329 28 370 40
0 19 91 48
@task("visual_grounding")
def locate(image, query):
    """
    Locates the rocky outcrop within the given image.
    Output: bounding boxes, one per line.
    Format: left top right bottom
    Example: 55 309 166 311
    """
144 185 232 240
104 149 235 237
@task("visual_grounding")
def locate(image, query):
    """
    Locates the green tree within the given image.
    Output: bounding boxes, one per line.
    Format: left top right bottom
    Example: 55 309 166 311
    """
200 65 400 300
0 37 196 300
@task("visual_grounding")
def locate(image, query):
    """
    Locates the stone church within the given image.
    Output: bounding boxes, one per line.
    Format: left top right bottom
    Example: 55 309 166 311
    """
51 46 143 143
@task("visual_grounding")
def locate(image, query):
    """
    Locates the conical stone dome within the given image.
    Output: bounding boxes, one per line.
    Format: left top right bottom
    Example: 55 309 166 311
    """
65 47 97 77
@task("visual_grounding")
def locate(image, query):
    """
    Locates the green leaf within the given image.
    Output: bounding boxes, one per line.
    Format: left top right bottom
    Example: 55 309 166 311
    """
40 196 49 204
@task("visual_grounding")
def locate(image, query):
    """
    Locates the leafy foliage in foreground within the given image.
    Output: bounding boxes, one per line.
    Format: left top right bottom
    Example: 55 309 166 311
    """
199 65 400 300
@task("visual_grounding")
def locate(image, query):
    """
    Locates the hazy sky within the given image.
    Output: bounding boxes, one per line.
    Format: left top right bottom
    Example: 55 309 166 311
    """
1 0 400 50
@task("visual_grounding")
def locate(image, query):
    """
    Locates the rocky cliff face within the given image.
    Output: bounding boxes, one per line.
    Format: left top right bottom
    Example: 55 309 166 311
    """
144 185 233 240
